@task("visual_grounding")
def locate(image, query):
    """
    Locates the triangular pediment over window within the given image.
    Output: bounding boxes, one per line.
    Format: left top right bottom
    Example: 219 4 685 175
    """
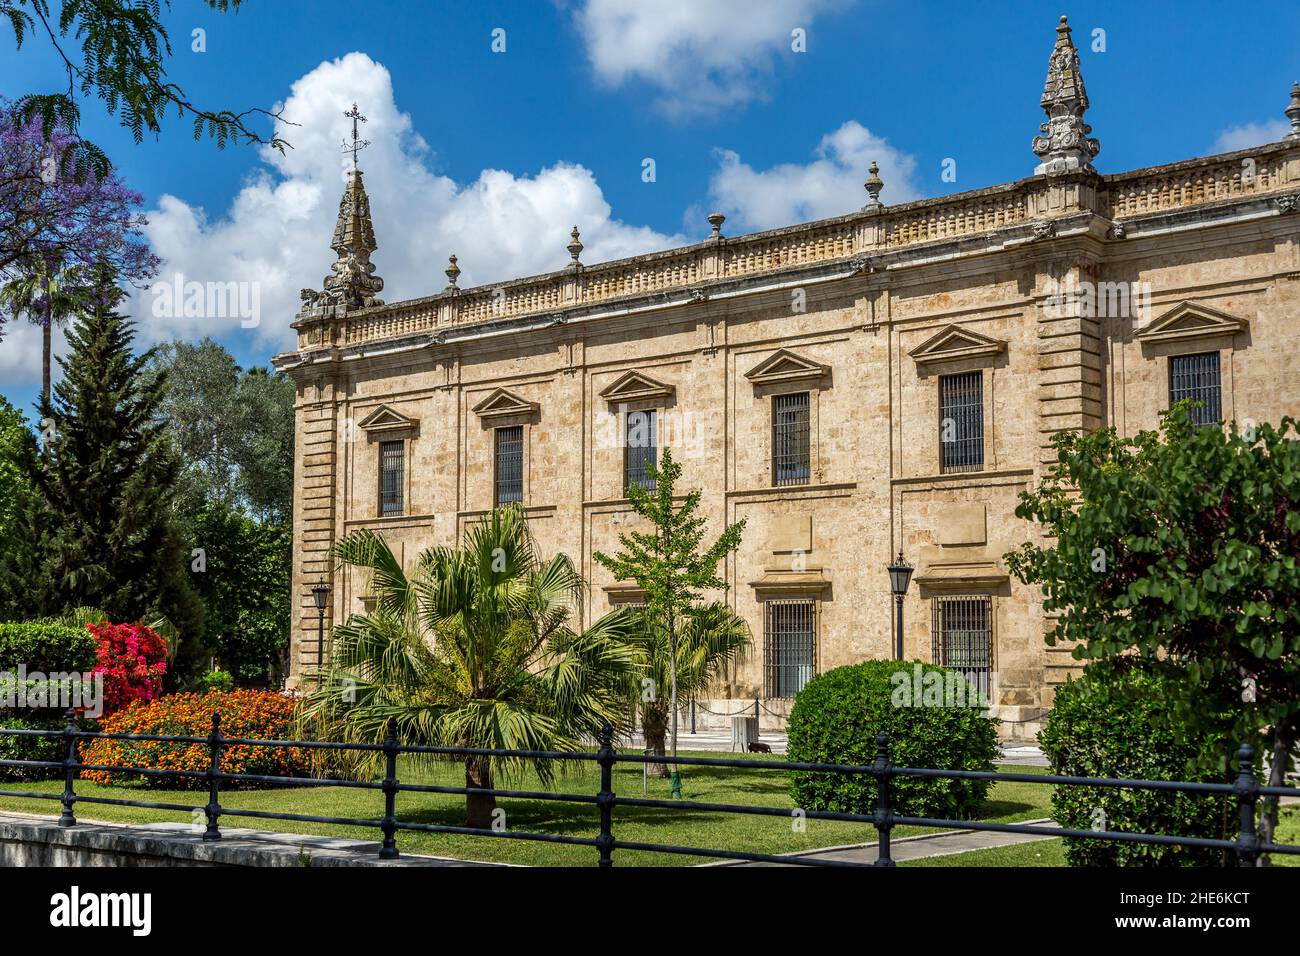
909 325 1007 368
744 349 830 386
599 370 675 405
1136 301 1248 344
357 404 418 436
471 387 539 420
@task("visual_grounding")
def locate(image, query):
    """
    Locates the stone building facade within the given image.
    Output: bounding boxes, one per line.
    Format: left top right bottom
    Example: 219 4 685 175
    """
274 19 1300 737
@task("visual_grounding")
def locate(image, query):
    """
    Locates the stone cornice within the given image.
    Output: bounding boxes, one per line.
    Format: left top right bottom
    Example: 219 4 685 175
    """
273 142 1300 372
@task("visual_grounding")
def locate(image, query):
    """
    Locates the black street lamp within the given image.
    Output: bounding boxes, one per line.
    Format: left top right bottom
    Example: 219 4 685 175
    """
887 552 914 660
311 581 330 678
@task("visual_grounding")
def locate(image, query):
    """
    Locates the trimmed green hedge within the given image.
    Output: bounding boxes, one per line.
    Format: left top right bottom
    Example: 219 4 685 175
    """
0 621 98 781
1039 663 1236 867
0 621 96 673
787 660 1000 819
0 714 75 782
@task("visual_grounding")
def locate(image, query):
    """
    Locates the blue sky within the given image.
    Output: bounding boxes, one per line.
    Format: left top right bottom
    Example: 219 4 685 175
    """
2 0 1298 416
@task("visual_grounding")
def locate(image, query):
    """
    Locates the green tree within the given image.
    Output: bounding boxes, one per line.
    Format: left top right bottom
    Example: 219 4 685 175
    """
1005 407 1300 860
183 501 291 684
594 448 747 778
3 0 288 179
13 285 203 648
149 338 295 521
0 397 39 618
300 506 637 827
146 339 294 683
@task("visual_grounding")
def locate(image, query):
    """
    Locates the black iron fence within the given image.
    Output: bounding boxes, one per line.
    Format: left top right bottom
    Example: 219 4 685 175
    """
1 711 1297 867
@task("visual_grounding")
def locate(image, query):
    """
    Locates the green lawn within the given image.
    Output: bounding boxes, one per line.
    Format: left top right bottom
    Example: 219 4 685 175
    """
0 753 1053 867
903 806 1300 868
903 838 1069 867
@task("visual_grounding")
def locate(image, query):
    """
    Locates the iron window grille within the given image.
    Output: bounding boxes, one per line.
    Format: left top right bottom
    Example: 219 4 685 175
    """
939 371 984 473
772 392 811 486
764 599 815 699
379 440 404 516
1169 352 1222 426
494 425 524 506
624 409 657 493
930 595 992 700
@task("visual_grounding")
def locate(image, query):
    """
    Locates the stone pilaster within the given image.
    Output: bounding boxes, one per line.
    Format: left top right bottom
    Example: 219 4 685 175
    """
288 375 340 685
1034 256 1106 468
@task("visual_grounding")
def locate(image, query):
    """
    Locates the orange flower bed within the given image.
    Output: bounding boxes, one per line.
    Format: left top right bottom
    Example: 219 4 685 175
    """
80 690 311 789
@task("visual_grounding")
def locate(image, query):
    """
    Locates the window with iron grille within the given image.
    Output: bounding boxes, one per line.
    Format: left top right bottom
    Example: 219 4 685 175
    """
494 425 523 506
772 392 811 486
624 409 657 493
1169 352 1221 426
765 600 815 698
939 371 984 473
930 595 992 701
379 440 404 516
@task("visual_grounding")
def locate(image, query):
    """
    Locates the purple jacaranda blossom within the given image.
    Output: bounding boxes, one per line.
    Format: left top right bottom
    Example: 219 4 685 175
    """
0 100 159 339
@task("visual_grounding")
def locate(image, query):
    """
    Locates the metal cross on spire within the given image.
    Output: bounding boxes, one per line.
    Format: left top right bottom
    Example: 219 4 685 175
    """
341 102 371 170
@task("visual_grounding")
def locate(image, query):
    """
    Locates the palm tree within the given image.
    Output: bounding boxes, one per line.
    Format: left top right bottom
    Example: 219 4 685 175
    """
0 258 89 413
627 602 750 777
299 505 638 827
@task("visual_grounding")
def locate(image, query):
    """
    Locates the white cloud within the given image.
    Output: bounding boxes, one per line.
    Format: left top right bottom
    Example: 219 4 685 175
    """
1214 120 1290 153
572 0 850 117
707 121 921 232
0 319 69 403
107 52 683 361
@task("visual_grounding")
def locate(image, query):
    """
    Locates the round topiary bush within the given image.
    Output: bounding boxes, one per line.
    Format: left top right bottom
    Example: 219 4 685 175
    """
1039 663 1238 867
787 660 999 819
80 689 310 789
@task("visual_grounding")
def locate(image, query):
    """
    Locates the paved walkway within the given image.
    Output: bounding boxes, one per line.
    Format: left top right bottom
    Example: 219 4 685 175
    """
625 729 1049 767
709 818 1062 866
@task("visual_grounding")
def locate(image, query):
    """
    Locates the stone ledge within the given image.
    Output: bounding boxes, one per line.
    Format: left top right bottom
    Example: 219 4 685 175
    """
0 812 505 867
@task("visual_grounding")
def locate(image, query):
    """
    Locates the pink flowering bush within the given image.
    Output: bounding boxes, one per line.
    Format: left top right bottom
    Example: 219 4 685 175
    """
89 622 168 717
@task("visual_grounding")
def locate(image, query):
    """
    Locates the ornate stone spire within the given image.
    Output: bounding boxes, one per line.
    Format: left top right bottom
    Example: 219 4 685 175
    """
1031 17 1100 176
567 226 583 265
318 168 385 310
1286 82 1300 141
863 161 884 208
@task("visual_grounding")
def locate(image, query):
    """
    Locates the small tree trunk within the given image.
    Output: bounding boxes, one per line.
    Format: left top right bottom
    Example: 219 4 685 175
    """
41 311 51 414
464 755 496 829
642 700 670 778
1257 729 1294 866
667 603 678 776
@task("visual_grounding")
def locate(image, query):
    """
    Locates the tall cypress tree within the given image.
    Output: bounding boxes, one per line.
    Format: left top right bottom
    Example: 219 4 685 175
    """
22 284 202 641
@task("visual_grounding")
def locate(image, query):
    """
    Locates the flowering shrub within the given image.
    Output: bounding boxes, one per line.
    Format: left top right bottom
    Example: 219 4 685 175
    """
89 622 168 717
80 690 310 788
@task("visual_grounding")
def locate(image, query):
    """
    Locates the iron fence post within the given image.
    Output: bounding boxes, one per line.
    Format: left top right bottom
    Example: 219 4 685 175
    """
57 707 77 827
596 724 616 867
203 712 223 842
873 732 895 867
1233 743 1260 866
380 719 400 860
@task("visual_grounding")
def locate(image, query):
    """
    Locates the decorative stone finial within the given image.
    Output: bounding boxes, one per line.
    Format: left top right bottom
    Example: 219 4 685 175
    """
445 254 460 290
863 161 884 208
1286 82 1300 141
316 168 384 310
1031 16 1100 176
707 212 726 238
567 226 584 265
